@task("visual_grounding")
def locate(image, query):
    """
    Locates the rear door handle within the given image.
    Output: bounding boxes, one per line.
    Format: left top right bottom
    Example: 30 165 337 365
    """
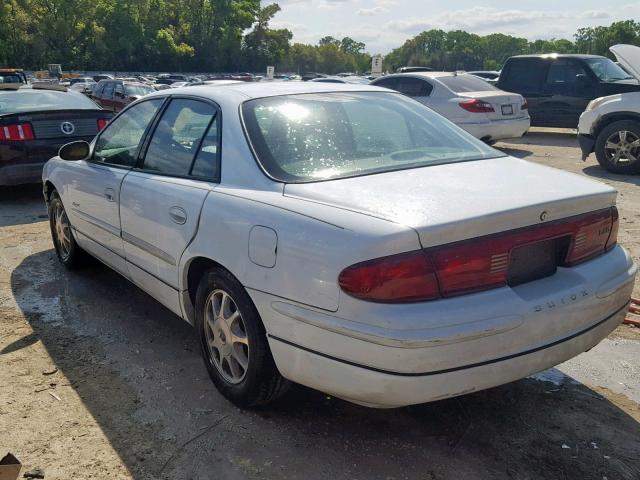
169 206 187 224
104 188 115 202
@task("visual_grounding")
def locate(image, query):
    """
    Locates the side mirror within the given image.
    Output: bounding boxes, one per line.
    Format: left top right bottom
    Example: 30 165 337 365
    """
59 141 90 161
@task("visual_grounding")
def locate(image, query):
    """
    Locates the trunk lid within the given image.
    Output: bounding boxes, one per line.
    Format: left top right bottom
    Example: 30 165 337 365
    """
458 90 527 121
0 109 112 140
610 44 640 82
284 156 616 248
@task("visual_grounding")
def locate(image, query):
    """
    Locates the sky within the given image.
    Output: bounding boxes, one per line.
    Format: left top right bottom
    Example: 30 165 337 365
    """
269 0 640 53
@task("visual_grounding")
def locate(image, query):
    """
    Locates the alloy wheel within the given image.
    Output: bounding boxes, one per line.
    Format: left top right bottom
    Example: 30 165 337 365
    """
604 130 640 166
54 203 72 260
204 289 250 384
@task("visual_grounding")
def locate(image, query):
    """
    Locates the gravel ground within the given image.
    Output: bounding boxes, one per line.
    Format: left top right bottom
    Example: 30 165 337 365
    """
0 128 639 480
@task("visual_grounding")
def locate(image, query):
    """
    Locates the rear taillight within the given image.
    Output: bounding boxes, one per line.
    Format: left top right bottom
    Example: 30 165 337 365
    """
339 207 619 303
459 99 494 113
521 98 528 110
338 251 439 303
0 122 34 141
97 118 109 130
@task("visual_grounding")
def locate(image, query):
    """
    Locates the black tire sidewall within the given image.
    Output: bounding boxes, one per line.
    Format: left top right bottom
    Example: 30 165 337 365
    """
195 268 279 407
595 120 640 174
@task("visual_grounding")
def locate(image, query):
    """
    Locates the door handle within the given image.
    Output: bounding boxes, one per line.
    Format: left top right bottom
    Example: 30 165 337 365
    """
104 188 115 202
169 206 187 225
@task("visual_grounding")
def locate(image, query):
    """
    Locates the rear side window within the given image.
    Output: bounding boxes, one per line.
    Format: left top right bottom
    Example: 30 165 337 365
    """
93 98 163 167
438 75 497 92
141 98 216 176
500 59 548 94
377 77 432 97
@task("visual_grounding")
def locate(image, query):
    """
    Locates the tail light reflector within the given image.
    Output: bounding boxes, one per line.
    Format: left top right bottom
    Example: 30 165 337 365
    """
521 98 529 110
97 118 109 130
0 122 34 141
459 99 494 113
339 207 619 303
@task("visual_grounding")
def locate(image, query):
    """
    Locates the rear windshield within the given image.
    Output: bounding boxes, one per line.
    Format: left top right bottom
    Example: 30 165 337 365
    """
125 85 154 96
0 73 24 84
438 75 498 93
585 58 634 82
0 90 98 114
241 92 503 182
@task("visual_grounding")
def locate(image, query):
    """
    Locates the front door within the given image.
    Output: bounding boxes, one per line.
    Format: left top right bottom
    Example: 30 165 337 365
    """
67 98 164 270
119 97 220 315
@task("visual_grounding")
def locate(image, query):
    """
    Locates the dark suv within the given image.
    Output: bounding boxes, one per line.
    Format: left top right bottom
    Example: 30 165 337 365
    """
91 80 154 112
497 54 640 128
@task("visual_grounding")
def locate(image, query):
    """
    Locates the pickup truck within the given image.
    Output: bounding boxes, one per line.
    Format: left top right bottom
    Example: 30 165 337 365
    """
497 53 640 128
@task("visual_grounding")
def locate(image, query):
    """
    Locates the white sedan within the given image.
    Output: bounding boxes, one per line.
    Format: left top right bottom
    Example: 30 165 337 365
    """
43 82 635 408
371 72 530 143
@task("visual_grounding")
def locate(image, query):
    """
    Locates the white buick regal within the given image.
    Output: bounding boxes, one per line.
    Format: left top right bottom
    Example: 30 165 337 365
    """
43 82 636 408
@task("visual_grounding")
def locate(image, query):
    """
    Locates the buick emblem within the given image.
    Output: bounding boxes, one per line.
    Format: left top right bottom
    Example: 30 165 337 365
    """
60 121 75 135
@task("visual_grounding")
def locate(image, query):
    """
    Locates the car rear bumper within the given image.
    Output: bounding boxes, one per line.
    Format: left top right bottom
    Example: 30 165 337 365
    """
458 116 530 141
250 245 636 407
0 162 47 185
578 134 596 160
0 136 94 185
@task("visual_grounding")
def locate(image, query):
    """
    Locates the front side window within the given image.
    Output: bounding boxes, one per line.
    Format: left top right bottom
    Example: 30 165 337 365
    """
93 98 163 166
242 92 502 183
585 58 634 82
141 98 216 176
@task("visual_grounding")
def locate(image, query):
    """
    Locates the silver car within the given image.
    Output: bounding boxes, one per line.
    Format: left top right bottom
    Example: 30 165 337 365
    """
43 82 636 408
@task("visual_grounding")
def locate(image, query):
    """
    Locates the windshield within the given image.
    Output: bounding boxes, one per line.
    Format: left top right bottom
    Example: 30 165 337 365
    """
242 92 503 183
0 90 98 114
585 58 634 82
438 74 498 92
125 84 154 96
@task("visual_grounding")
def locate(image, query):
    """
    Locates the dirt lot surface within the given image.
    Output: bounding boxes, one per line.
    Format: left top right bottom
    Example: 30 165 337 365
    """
1 128 639 480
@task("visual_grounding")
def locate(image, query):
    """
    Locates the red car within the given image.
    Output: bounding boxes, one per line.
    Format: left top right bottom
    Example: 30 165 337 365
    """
91 80 154 112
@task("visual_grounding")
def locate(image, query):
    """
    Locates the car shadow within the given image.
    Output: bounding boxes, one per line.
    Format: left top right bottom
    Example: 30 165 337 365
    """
499 128 578 149
0 184 48 227
493 145 534 159
9 250 640 480
582 165 640 187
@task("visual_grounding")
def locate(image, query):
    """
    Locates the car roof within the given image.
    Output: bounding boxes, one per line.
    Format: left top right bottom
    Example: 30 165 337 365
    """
151 81 388 102
377 71 458 79
508 54 606 60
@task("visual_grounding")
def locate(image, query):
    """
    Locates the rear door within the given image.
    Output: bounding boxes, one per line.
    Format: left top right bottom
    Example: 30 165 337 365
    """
119 96 220 315
67 98 164 271
499 58 549 126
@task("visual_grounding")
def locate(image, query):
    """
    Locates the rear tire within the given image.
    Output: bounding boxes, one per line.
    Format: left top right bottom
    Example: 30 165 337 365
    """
195 267 289 407
48 191 88 269
594 120 640 174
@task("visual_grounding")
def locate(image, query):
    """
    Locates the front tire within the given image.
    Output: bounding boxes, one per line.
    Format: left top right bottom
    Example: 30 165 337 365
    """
595 120 640 174
48 192 87 269
195 267 289 407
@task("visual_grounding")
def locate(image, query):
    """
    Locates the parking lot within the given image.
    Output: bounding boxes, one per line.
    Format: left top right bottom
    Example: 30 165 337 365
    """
1 129 639 480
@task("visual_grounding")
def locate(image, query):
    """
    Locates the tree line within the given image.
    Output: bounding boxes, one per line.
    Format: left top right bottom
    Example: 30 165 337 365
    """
0 1 638 74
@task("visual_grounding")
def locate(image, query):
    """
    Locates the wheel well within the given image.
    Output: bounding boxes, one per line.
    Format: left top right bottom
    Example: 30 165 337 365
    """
43 181 56 202
594 113 640 138
185 256 231 308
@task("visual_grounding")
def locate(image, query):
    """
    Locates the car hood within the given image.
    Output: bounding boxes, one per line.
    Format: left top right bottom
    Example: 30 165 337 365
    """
283 156 616 248
610 44 640 82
